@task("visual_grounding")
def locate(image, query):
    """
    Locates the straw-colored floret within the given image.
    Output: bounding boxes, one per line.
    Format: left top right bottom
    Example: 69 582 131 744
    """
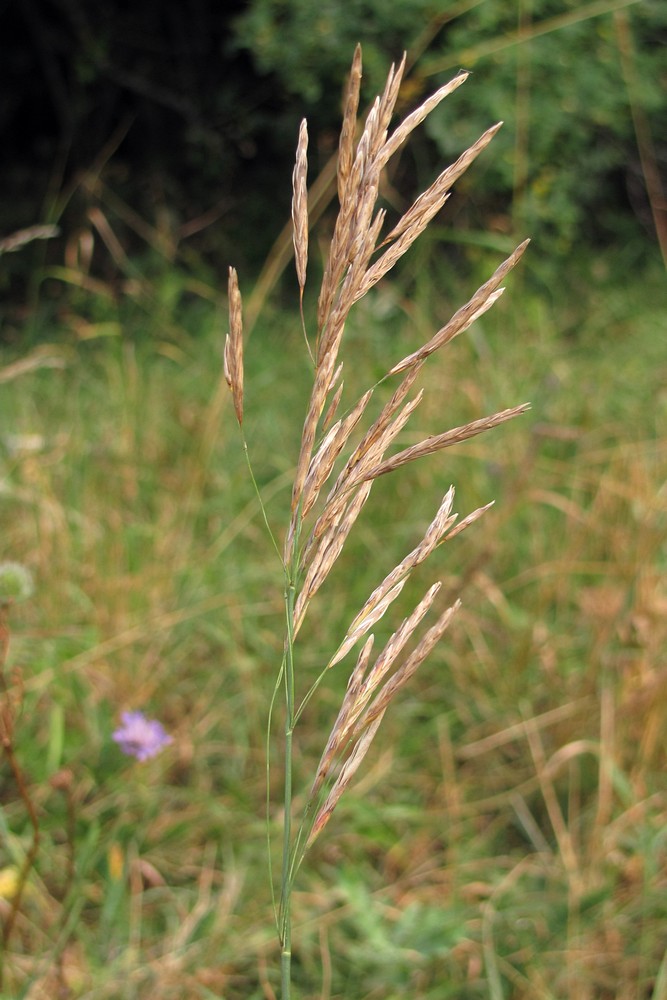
224 266 244 426
292 119 309 296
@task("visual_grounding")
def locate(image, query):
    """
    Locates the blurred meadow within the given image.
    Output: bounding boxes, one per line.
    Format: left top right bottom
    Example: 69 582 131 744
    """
1 1 667 998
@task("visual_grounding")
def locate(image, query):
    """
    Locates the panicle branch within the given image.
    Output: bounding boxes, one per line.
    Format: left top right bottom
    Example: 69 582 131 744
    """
307 593 462 847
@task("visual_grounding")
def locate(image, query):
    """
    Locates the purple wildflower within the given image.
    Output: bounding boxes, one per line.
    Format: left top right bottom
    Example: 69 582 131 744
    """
112 711 173 762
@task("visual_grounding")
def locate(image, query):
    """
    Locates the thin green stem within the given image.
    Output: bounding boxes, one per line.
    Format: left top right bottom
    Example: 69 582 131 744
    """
279 572 297 1000
241 437 283 564
294 663 333 725
236 423 297 991
266 655 285 929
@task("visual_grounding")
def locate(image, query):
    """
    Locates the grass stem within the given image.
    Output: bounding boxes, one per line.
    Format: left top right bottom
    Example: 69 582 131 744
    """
279 568 298 999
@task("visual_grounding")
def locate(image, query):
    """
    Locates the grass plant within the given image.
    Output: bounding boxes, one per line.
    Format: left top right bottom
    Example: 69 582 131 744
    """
223 47 530 996
0 43 666 1000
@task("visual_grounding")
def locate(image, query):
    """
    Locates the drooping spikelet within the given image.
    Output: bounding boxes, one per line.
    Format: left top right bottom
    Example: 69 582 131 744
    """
224 266 244 426
292 119 309 297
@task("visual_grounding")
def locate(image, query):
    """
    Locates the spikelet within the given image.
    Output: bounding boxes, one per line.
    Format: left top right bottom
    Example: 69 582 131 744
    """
337 44 362 206
224 266 244 426
292 119 309 296
307 593 461 847
359 404 531 483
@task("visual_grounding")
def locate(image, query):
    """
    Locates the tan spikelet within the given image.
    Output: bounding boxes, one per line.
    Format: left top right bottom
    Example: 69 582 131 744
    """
342 582 443 730
353 124 505 304
300 386 424 569
372 53 407 157
445 501 495 540
307 582 444 845
376 71 469 169
388 240 530 375
224 266 244 425
307 712 385 847
315 589 454 807
321 378 345 432
317 364 424 511
360 601 461 729
286 209 387 562
382 123 503 249
333 488 455 646
293 479 374 634
300 388 373 519
328 579 408 668
361 404 531 482
311 635 376 800
292 119 309 295
338 44 362 205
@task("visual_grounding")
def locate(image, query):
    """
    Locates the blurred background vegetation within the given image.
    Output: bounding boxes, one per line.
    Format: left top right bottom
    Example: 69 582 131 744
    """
1 0 665 318
1 1 666 998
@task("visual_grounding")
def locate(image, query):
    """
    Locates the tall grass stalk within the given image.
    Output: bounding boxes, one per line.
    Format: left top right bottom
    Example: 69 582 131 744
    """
225 46 529 996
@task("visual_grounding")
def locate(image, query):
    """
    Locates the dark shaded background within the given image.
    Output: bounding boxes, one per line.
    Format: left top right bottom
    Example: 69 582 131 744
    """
1 0 665 320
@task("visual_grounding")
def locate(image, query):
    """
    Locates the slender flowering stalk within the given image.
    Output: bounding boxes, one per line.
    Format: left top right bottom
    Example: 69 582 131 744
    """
225 46 529 999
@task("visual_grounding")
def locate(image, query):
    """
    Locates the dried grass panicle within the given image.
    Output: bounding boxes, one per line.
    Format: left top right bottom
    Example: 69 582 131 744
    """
287 57 529 564
304 480 490 829
224 266 244 426
311 635 376 797
353 486 455 592
300 364 425 560
328 578 408 670
300 385 424 570
229 47 530 851
343 582 444 732
353 122 509 304
331 580 442 715
316 52 406 335
296 407 421 591
322 488 457 670
382 122 502 250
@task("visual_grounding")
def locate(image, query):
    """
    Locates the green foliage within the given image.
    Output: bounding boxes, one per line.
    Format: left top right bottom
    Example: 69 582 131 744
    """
232 0 437 103
231 0 666 254
3 0 664 305
421 0 667 250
